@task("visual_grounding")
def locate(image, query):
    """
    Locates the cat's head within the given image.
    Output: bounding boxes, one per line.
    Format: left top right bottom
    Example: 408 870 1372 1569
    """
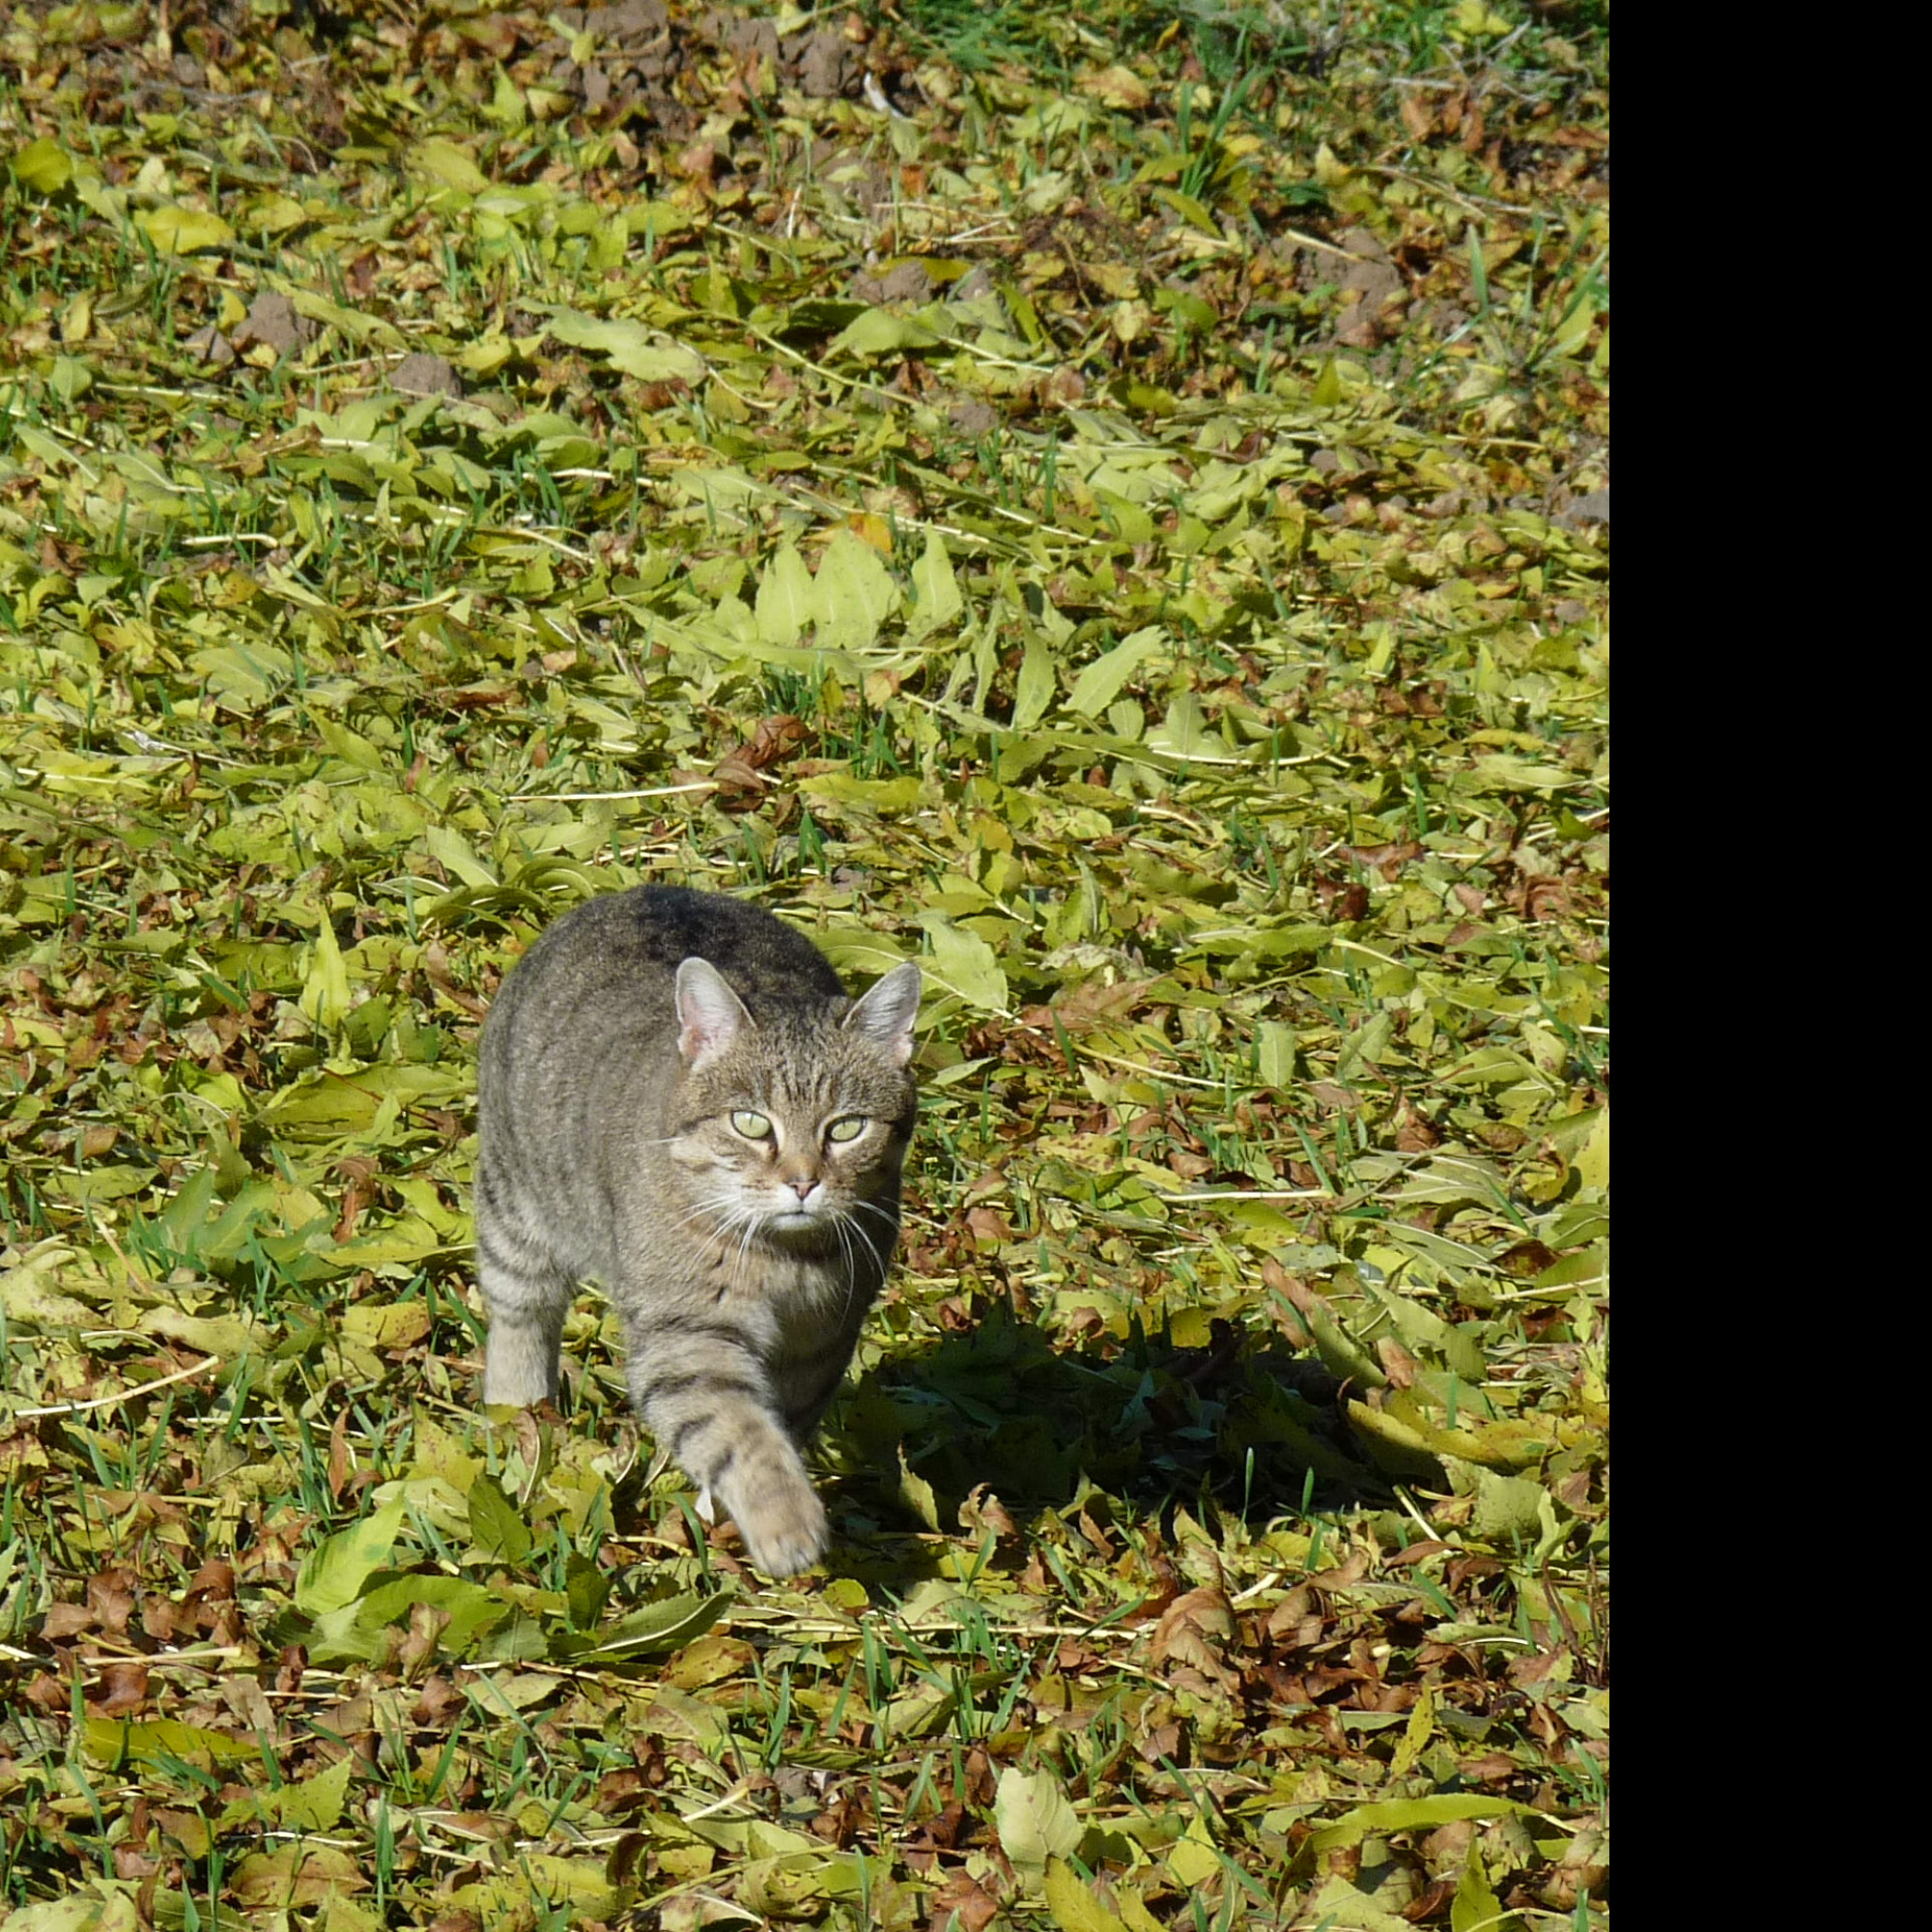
667 957 922 1248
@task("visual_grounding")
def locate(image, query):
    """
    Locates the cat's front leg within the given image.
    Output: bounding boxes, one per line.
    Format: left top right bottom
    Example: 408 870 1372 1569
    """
626 1328 829 1577
709 1428 830 1578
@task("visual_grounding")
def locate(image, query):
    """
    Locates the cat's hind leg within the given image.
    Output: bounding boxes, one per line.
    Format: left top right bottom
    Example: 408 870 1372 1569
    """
476 1177 574 1407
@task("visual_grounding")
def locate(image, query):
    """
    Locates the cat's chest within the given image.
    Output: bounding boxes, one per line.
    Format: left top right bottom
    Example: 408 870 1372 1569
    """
701 1236 848 1316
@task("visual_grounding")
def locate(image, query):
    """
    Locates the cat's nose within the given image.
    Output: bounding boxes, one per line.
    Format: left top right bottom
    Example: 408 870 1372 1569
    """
788 1178 816 1202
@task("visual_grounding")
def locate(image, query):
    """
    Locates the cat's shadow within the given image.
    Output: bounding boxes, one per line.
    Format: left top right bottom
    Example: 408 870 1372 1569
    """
813 1293 1392 1589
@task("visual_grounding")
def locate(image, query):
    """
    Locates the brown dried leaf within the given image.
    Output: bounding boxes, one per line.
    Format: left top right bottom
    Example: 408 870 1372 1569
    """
1151 1586 1236 1677
927 1869 1002 1932
87 1662 150 1716
44 1602 95 1640
87 1569 136 1636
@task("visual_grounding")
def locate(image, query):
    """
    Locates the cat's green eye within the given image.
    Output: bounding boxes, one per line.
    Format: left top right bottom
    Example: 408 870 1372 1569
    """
731 1110 775 1141
826 1117 867 1144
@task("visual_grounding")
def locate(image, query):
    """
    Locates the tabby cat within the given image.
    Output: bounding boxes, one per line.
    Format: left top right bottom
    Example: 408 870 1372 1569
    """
475 886 921 1577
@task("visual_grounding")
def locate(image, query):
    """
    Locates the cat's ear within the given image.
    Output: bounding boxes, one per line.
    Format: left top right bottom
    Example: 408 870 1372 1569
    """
675 958 753 1069
844 961 922 1067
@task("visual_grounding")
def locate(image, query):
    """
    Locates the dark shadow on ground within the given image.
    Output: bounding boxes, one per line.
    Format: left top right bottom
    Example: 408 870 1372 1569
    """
812 1292 1397 1588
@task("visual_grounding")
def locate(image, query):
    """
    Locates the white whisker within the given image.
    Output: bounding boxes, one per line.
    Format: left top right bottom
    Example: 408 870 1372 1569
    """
835 1207 890 1285
838 1221 871 1333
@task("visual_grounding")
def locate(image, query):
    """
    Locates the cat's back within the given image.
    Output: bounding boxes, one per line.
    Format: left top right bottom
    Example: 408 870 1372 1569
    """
592 887 846 999
488 886 846 1047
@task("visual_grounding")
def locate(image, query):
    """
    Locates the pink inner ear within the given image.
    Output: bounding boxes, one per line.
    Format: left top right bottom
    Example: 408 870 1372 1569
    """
676 961 746 1067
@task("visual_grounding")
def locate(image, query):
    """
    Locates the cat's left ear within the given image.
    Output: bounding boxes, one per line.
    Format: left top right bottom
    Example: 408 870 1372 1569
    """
676 957 753 1069
845 962 922 1067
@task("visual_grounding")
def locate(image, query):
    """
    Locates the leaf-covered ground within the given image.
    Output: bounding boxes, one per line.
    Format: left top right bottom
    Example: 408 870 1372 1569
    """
0 2 1607 1926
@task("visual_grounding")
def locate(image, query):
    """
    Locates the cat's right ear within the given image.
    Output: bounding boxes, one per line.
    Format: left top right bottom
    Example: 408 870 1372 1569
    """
675 958 753 1069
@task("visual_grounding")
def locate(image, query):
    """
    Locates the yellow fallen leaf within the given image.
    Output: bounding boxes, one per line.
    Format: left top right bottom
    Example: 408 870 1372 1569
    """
137 206 235 255
1080 65 1151 111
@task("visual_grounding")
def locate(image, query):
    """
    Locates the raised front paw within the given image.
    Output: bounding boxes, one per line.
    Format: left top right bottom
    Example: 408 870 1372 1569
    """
724 1466 830 1578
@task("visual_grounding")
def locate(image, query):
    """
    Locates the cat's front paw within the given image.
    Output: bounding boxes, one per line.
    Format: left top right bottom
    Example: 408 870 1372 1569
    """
724 1468 829 1578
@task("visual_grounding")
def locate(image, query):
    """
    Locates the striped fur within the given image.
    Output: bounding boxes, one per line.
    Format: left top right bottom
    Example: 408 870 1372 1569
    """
476 887 920 1577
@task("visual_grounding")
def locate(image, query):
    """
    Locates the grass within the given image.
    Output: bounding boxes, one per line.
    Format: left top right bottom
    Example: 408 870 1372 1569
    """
0 0 1605 1926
